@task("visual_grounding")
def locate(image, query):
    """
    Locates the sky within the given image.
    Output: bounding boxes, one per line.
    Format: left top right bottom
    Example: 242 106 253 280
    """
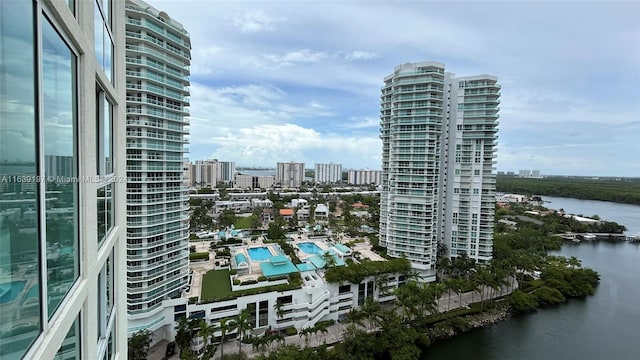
150 0 640 177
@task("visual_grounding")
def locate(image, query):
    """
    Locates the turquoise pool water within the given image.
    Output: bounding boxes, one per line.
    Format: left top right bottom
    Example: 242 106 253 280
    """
0 280 27 304
25 285 39 299
247 247 273 261
298 242 323 254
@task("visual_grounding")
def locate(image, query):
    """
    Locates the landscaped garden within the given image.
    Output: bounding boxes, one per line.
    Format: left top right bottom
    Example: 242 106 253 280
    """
201 269 232 301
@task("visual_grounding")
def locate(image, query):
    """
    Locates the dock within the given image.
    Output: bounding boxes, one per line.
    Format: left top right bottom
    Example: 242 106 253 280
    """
627 234 640 243
556 232 627 243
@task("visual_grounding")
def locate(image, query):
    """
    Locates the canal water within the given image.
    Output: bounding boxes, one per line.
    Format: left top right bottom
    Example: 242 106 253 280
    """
423 197 640 360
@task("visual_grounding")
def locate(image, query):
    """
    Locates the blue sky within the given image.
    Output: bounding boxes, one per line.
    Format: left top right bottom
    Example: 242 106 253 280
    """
151 0 640 177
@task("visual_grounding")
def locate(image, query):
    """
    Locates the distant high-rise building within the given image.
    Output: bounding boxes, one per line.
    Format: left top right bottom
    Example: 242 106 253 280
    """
276 162 305 187
347 169 382 185
519 169 532 178
380 61 500 281
314 163 342 183
190 159 236 188
235 174 275 189
125 0 191 340
0 0 127 358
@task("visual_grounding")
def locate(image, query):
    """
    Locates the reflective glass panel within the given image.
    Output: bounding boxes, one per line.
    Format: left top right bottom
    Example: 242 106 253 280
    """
54 314 80 359
42 15 79 318
97 183 113 245
0 1 41 358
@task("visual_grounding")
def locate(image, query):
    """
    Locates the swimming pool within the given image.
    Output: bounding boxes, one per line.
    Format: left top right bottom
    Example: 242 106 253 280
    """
247 247 273 261
0 280 27 304
297 242 323 255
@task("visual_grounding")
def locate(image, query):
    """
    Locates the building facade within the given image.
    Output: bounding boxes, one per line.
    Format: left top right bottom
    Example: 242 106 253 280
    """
235 174 275 189
314 163 342 183
379 62 500 280
125 0 191 340
347 169 382 186
190 159 236 188
439 74 500 264
0 0 127 359
276 162 305 188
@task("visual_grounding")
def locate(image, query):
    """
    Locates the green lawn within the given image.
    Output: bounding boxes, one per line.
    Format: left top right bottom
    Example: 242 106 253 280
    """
201 269 232 301
234 215 257 229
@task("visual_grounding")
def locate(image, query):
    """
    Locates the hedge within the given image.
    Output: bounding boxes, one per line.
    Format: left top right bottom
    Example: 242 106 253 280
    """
324 257 411 283
189 252 209 261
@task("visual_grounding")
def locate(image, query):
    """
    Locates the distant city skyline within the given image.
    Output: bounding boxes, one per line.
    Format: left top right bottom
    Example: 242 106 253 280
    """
152 0 639 177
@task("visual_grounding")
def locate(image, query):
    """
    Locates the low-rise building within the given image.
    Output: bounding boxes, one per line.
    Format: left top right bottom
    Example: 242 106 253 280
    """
153 236 407 352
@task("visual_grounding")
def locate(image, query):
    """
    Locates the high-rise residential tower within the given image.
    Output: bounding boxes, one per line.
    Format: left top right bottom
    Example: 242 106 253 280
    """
314 163 342 183
0 0 127 358
379 62 500 281
190 159 236 188
125 0 191 340
276 162 305 188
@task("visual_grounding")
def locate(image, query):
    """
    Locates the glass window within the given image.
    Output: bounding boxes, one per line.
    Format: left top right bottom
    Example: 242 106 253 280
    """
0 1 41 357
96 91 113 175
42 14 79 319
94 1 113 82
97 183 113 244
54 314 80 359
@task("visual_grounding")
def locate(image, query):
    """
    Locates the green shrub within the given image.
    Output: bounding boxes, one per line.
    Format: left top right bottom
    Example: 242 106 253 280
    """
509 289 538 314
284 327 297 336
188 297 198 304
233 279 241 285
241 280 257 285
257 276 267 282
229 269 238 275
533 285 566 305
189 252 209 261
325 258 411 283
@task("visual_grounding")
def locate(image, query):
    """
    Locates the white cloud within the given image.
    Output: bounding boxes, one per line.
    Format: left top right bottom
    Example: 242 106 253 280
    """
346 51 379 61
340 117 379 129
232 11 284 33
263 49 332 66
203 123 381 168
148 0 640 176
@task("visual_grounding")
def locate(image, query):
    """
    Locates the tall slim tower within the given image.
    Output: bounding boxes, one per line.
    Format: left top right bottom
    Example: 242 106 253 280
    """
439 75 500 263
0 0 127 358
380 62 500 280
125 0 191 340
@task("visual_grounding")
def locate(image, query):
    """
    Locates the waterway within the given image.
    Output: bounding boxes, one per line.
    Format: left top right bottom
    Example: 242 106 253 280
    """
423 197 640 360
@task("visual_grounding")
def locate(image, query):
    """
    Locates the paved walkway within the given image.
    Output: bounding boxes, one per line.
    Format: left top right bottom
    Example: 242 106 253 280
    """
207 278 518 359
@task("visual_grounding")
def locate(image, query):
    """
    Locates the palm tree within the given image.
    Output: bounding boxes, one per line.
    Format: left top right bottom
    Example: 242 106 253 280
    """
217 317 236 359
344 308 364 329
235 309 253 356
568 256 582 269
374 274 389 298
299 327 312 346
429 283 447 314
273 299 285 320
360 297 382 330
175 317 195 359
444 278 457 311
197 319 217 360
315 322 329 344
394 281 418 320
321 251 337 268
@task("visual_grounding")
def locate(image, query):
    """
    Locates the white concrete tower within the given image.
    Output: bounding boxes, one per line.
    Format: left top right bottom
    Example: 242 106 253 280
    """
379 62 446 281
124 0 191 340
380 62 500 280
